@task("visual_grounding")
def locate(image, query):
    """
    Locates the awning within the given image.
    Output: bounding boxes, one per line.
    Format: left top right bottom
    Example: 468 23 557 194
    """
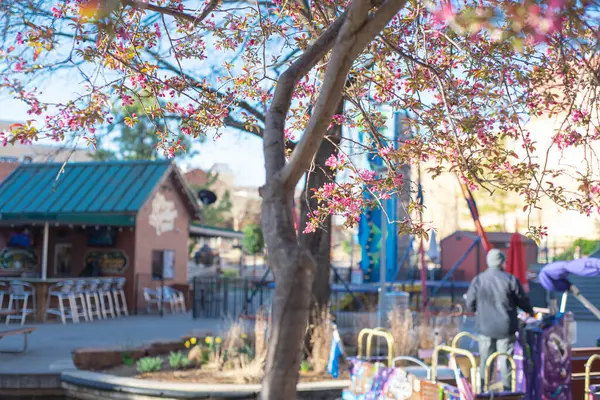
189 223 244 239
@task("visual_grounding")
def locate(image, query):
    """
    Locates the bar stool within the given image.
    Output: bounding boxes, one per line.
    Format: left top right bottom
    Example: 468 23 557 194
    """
6 281 35 325
84 280 102 320
0 281 8 310
45 280 75 324
99 278 116 319
112 278 128 317
71 280 89 323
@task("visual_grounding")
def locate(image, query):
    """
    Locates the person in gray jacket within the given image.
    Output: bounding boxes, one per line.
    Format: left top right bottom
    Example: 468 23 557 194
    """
465 248 534 392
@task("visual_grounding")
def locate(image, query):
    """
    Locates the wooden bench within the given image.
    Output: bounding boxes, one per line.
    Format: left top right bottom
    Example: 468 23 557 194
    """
0 327 35 353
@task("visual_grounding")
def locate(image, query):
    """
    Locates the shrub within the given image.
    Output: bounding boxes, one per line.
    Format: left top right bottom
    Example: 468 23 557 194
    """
168 351 191 369
136 357 163 373
121 352 134 367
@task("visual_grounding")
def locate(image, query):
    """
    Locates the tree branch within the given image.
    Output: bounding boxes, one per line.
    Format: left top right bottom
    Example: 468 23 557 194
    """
263 10 348 179
147 49 266 124
122 0 219 25
281 0 407 188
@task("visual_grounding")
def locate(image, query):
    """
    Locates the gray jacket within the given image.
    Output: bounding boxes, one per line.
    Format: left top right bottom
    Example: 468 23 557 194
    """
465 268 534 339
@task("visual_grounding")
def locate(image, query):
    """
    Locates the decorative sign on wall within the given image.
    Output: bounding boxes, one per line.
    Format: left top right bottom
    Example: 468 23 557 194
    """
148 192 178 236
84 250 129 275
0 248 37 271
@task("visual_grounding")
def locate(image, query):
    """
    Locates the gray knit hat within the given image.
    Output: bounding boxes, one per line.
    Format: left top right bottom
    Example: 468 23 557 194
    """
486 249 506 269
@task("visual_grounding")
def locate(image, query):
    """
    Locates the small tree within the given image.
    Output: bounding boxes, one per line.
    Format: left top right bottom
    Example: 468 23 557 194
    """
243 224 264 267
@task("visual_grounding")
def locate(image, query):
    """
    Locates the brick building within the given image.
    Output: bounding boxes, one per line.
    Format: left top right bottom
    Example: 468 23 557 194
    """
0 160 200 310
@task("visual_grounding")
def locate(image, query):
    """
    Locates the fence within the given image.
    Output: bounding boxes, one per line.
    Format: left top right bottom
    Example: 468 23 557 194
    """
192 276 273 319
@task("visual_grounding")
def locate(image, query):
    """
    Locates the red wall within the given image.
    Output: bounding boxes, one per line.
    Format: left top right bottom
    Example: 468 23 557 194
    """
440 232 538 282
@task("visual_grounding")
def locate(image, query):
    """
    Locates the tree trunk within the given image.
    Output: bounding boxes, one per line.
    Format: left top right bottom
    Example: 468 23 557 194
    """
299 100 343 313
261 178 316 400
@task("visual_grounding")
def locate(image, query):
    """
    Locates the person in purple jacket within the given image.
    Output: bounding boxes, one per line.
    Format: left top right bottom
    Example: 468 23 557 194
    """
465 249 534 392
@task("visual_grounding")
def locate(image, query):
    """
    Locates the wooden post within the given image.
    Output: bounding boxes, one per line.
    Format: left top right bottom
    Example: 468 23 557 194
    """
41 222 49 280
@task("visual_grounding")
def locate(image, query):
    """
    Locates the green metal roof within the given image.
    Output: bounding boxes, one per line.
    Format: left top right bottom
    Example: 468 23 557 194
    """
0 160 181 225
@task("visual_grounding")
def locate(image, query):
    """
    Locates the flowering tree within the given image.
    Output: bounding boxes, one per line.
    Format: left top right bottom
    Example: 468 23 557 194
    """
2 0 600 398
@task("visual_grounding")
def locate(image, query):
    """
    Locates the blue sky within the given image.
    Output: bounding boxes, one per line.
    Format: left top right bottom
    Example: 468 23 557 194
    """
0 79 267 188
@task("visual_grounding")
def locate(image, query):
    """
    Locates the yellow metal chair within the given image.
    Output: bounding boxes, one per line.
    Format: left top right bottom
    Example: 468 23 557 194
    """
451 332 481 387
451 331 479 349
432 345 479 392
585 354 600 399
357 327 394 367
483 351 517 393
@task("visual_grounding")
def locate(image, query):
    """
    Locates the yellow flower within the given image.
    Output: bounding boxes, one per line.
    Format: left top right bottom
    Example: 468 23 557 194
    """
185 340 191 349
241 333 247 339
215 337 222 344
190 337 197 345
205 336 213 344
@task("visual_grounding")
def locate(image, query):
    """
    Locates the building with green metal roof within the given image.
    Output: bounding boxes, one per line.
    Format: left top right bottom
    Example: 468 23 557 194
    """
0 159 211 314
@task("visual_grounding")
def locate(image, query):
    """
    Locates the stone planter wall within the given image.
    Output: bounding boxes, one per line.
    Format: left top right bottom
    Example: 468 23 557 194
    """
62 371 348 400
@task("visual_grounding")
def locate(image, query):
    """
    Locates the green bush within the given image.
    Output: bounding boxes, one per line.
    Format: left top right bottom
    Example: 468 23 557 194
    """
136 357 163 373
121 352 134 367
168 351 192 369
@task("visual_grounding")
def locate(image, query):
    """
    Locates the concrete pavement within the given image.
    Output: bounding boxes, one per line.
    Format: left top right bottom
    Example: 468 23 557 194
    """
0 314 225 374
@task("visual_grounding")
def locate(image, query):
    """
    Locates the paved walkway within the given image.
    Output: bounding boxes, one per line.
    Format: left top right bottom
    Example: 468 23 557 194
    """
0 313 598 375
0 314 225 374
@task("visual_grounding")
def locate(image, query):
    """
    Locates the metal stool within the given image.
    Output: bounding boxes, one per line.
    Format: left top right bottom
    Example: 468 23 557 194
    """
45 280 75 324
70 280 89 323
84 280 102 320
99 278 115 319
6 281 35 325
0 281 8 310
112 278 128 317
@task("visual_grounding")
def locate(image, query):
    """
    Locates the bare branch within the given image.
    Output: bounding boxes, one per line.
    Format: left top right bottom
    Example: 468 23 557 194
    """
122 0 219 25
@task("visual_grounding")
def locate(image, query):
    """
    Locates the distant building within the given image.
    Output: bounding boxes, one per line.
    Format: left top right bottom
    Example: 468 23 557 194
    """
184 166 261 231
0 121 95 164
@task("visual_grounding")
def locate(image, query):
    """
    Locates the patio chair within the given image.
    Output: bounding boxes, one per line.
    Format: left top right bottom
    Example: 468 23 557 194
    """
45 280 76 324
143 288 161 313
163 287 186 313
84 280 102 320
71 280 90 323
112 277 128 317
6 281 35 325
99 278 116 319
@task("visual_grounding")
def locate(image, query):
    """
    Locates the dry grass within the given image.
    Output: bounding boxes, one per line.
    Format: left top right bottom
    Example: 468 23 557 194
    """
254 308 268 361
387 308 463 358
308 307 334 373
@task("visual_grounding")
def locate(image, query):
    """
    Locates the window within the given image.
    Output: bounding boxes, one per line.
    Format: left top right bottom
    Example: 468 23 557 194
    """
22 156 33 164
151 250 175 280
54 243 72 276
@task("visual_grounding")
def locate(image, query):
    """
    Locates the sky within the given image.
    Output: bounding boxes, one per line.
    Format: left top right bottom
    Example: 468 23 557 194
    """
0 85 268 188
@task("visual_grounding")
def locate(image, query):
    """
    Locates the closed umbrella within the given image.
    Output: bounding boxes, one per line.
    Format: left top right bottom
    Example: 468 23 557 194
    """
506 233 528 291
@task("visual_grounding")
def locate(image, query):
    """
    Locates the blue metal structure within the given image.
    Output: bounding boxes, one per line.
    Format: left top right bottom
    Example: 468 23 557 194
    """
358 111 406 283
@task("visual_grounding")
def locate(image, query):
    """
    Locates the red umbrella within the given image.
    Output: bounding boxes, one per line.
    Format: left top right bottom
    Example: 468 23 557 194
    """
506 232 529 291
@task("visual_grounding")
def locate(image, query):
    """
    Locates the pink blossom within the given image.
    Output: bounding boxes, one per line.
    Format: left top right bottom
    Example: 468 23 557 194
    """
51 6 63 18
432 2 455 24
325 154 346 169
121 95 134 106
393 173 404 187
380 146 394 158
358 169 376 182
322 183 335 198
